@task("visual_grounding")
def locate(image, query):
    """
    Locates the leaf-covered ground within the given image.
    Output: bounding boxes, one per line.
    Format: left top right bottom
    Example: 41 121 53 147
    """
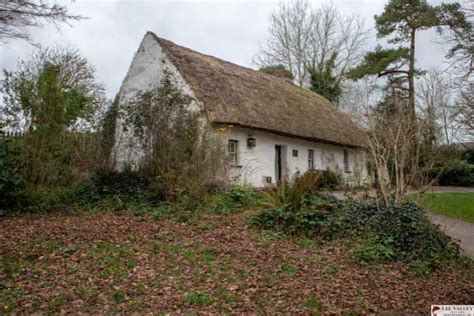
1 211 473 314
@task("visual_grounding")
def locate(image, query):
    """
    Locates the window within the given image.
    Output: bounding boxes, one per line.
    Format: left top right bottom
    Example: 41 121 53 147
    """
292 149 298 157
228 140 239 166
343 149 350 173
308 149 314 170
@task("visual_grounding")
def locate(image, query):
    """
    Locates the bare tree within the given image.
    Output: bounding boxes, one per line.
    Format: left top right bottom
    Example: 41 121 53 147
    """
344 79 443 206
417 69 462 145
255 0 313 87
456 81 474 137
339 77 382 128
0 1 83 44
255 0 369 87
440 0 474 83
307 2 369 80
366 93 441 206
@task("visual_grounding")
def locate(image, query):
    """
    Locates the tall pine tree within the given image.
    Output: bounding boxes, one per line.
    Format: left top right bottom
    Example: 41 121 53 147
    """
348 0 470 119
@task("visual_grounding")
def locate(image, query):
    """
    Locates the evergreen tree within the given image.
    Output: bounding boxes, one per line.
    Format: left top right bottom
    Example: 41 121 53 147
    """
348 0 470 119
308 53 342 103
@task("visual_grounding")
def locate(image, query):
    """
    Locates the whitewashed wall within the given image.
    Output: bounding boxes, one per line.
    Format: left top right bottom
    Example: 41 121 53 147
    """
223 127 368 187
113 33 201 168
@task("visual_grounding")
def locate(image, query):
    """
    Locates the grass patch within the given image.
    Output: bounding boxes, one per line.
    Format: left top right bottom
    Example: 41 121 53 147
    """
89 242 136 278
301 297 321 310
414 192 474 223
185 292 212 306
281 264 299 277
298 238 317 247
112 289 126 304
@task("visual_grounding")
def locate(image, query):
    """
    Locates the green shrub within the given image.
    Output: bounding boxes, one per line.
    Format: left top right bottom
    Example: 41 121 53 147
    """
316 170 341 189
252 186 462 268
74 170 155 210
343 201 461 266
151 203 175 220
0 139 25 212
406 260 430 277
20 185 75 211
203 185 260 214
437 160 474 187
226 185 260 206
251 173 343 237
258 172 323 212
251 194 343 237
204 194 238 214
353 234 395 263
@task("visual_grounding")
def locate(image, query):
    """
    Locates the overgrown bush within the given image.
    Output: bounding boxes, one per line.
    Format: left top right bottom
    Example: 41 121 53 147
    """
74 169 154 210
21 185 75 211
258 171 323 211
342 200 461 267
437 160 474 187
353 234 395 263
0 46 107 212
250 196 344 237
74 173 260 220
203 185 260 215
0 138 25 212
120 70 229 204
251 176 462 268
251 173 344 237
430 145 474 187
316 170 341 189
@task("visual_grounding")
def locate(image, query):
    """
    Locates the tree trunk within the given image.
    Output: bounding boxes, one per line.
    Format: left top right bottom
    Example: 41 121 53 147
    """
408 28 416 120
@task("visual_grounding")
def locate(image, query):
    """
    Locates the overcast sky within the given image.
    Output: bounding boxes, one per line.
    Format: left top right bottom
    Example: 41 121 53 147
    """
0 0 452 99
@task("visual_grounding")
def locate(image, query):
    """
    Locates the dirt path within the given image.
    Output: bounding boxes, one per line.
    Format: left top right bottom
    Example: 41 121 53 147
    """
427 212 474 258
329 186 474 199
427 186 474 193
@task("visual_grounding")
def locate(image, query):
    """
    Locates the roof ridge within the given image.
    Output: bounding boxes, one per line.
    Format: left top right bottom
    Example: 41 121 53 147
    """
146 31 306 90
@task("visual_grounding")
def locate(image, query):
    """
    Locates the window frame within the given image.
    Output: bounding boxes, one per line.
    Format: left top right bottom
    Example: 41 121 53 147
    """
228 139 239 166
308 149 314 170
343 149 350 173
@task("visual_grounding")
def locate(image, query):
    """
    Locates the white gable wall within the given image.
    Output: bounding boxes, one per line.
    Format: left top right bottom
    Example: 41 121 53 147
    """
223 126 368 187
113 33 201 168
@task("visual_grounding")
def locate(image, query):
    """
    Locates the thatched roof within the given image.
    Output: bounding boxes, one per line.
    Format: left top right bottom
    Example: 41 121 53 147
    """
150 32 366 148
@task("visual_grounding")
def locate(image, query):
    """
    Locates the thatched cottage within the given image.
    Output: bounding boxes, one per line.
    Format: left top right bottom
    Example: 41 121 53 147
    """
114 32 368 187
